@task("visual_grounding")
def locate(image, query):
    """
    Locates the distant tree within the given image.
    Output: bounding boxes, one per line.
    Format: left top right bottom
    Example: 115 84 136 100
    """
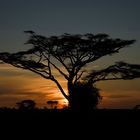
47 100 58 109
133 105 140 109
16 100 36 110
0 31 140 110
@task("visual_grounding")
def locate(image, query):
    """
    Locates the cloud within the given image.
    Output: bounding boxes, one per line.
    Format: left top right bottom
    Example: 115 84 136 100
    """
0 90 48 108
98 90 140 109
105 94 132 99
0 64 38 78
0 65 67 108
0 89 67 108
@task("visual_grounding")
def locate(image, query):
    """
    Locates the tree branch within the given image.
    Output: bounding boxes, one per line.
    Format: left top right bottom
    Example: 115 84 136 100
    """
74 71 84 84
51 77 69 99
54 55 71 73
85 62 140 84
42 53 69 80
50 62 69 80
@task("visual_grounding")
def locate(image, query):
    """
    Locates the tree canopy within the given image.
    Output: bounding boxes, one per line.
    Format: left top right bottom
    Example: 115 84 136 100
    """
0 31 140 109
16 100 36 110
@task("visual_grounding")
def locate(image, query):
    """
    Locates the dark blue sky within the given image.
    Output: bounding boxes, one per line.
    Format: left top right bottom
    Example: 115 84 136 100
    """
0 0 140 51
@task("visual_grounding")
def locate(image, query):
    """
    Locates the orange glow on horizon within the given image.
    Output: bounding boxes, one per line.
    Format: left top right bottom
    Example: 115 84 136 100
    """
0 64 140 109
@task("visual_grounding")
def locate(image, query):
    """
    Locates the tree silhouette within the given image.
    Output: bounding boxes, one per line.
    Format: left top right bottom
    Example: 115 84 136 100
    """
16 100 36 110
0 31 140 110
69 82 101 110
47 100 58 109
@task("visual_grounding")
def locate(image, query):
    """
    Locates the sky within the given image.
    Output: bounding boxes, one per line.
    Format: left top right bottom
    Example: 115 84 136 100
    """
0 0 140 108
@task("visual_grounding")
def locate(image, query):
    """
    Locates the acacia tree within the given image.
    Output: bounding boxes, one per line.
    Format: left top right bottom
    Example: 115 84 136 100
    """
16 100 36 110
47 100 58 109
0 31 140 109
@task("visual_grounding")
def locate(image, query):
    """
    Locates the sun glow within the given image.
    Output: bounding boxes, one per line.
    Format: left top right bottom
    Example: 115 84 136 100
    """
0 64 69 108
1 64 140 109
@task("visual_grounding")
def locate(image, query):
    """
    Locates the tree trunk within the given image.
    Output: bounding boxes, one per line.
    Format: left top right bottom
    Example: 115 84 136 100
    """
52 78 69 100
67 78 75 108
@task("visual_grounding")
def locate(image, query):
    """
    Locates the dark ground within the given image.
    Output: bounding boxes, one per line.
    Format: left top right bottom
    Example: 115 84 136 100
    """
0 109 139 138
0 108 140 121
